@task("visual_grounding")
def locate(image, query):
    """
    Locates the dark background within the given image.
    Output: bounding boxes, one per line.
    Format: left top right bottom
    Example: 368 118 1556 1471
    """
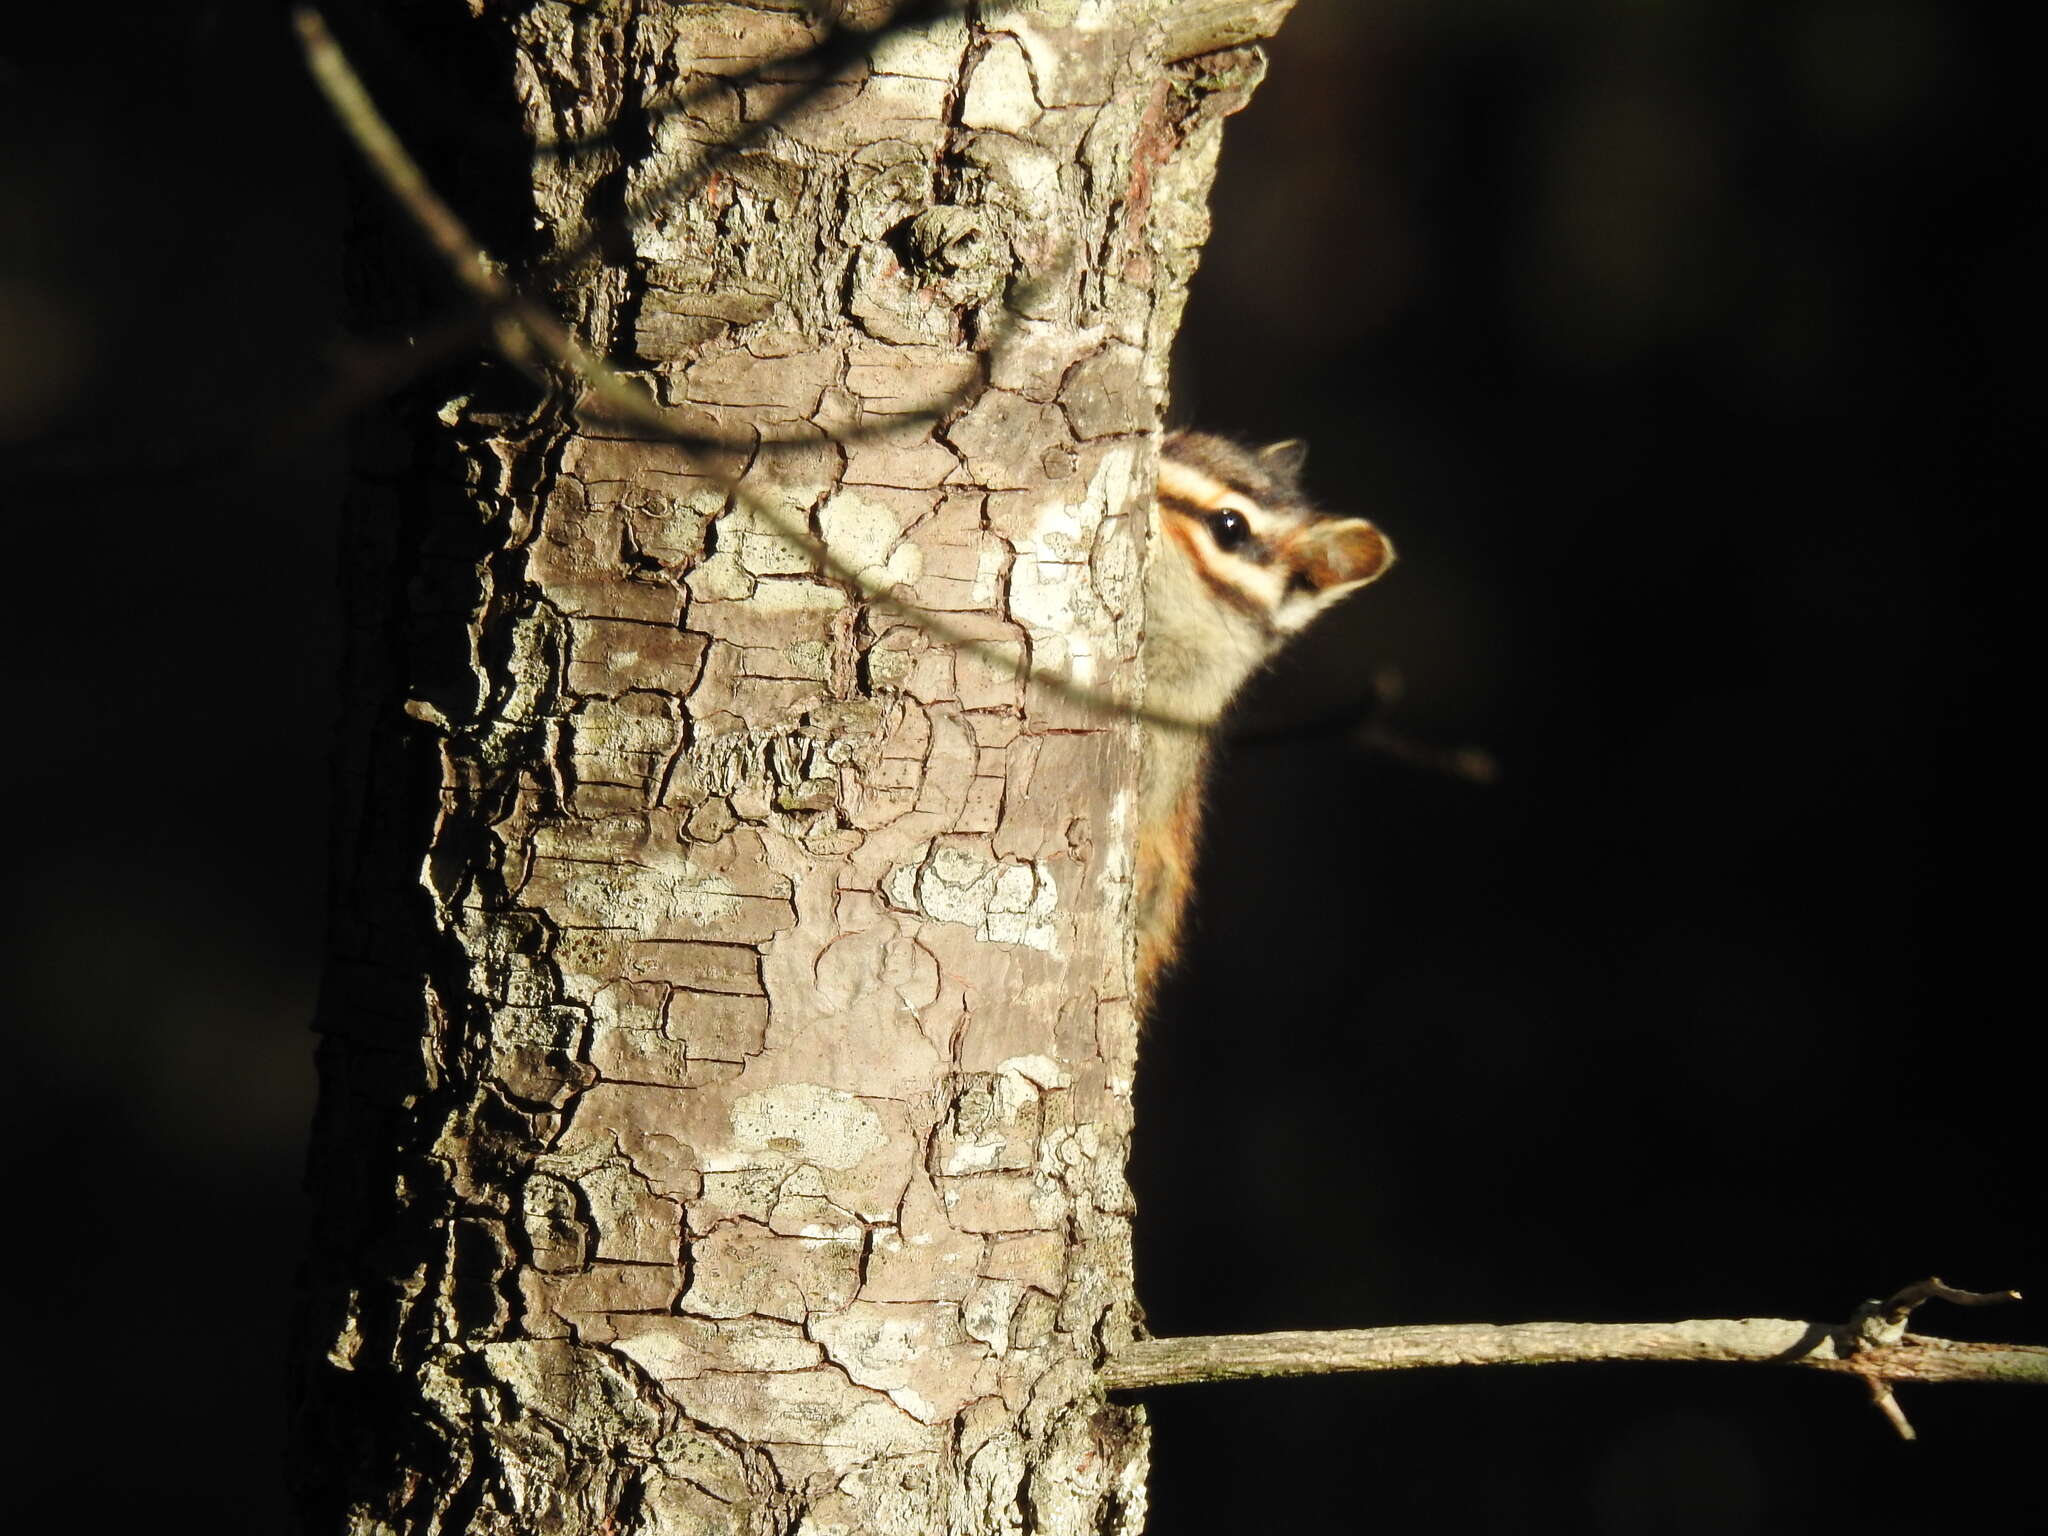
4 2 2038 1531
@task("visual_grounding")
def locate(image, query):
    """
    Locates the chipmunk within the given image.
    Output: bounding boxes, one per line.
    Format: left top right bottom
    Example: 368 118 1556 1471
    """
1136 431 1396 1007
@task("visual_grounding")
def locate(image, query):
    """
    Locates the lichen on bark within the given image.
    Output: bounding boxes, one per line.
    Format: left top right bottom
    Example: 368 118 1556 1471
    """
296 4 1288 1532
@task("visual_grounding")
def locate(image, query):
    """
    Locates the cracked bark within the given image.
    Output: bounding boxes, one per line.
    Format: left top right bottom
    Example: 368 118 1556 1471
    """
293 4 1290 1533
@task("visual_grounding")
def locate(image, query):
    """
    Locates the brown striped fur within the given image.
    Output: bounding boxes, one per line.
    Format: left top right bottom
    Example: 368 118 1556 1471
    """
1136 432 1395 1011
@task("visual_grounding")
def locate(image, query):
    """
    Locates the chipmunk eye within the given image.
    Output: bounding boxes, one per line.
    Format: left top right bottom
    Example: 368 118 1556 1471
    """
1208 508 1251 552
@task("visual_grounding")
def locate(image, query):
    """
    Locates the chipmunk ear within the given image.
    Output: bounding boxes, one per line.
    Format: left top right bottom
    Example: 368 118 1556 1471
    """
1257 438 1309 481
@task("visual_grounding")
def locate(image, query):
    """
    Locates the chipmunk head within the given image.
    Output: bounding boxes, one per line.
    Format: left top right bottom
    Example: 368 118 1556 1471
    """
1146 431 1395 722
1155 432 1393 639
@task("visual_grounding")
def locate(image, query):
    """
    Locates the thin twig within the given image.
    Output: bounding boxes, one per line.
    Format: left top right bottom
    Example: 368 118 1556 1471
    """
1102 1281 2042 1439
1103 1319 2048 1389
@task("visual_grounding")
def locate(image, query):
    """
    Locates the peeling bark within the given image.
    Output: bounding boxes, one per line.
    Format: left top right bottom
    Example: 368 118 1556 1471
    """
294 4 1289 1532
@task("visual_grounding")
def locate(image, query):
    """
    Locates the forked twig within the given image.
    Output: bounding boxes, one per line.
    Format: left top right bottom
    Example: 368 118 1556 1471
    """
1103 1278 2040 1440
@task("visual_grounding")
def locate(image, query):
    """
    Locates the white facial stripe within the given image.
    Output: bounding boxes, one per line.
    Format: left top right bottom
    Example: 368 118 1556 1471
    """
1161 510 1284 633
1215 558 1287 619
1156 457 1233 511
1156 450 1390 637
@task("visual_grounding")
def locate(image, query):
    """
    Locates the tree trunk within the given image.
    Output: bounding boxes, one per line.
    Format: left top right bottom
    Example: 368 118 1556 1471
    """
294 3 1288 1532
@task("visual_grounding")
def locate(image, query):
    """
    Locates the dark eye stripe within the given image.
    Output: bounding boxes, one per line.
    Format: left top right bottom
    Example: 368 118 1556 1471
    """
1158 502 1283 635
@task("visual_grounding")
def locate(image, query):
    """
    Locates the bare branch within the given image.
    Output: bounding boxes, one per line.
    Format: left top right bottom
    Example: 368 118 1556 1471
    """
1866 1277 2021 1332
1105 1282 2044 1439
1101 1316 2048 1392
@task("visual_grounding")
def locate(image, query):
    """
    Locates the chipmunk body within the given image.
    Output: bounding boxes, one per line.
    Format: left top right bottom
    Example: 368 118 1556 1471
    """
1136 432 1396 1006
